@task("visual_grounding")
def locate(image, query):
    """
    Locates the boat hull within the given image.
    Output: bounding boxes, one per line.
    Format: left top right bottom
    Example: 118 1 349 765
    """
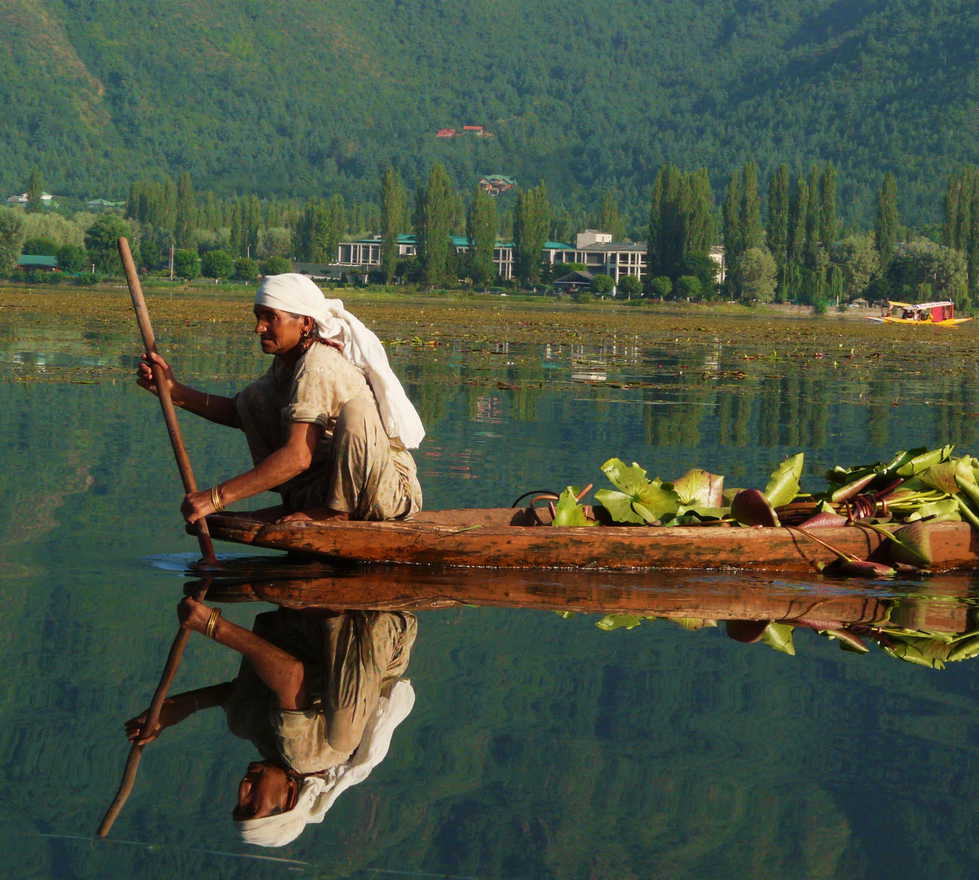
202 509 979 573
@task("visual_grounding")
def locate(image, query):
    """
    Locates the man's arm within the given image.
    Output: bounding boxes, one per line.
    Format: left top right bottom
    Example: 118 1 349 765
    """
124 681 235 745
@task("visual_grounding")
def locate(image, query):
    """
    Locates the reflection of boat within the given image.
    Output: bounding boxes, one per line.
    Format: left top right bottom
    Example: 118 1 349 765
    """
867 300 972 326
194 559 968 619
202 508 979 573
195 563 979 667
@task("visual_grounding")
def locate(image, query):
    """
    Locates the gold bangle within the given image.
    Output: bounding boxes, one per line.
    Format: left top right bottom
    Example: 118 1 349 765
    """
204 607 222 640
210 485 225 512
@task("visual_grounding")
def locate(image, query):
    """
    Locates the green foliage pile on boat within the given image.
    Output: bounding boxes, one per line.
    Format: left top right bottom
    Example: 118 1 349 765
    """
552 445 979 533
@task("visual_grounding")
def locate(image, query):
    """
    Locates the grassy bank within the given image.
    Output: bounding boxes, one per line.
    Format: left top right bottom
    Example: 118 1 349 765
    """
1 283 974 357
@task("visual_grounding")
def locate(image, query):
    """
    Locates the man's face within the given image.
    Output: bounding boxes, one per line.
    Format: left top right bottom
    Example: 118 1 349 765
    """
233 761 298 820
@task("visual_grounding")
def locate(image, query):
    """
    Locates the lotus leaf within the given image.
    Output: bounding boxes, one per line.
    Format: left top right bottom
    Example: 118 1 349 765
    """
551 486 597 527
895 444 954 477
918 460 963 496
904 498 961 523
763 452 804 508
953 459 979 515
672 468 725 508
597 458 679 524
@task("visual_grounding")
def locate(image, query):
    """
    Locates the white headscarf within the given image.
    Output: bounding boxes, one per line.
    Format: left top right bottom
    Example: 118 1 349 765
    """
237 679 415 848
255 274 425 449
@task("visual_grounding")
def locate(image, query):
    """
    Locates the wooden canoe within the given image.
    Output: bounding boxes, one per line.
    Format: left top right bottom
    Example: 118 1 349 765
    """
201 508 979 573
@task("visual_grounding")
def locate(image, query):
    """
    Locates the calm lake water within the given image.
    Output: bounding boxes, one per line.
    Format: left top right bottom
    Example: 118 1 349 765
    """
1 296 977 879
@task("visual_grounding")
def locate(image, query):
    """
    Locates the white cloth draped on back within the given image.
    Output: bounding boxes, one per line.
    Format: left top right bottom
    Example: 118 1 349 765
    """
255 274 425 449
237 679 416 847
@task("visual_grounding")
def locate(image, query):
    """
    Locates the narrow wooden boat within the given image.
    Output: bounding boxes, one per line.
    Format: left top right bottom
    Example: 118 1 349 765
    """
202 508 979 573
866 299 972 326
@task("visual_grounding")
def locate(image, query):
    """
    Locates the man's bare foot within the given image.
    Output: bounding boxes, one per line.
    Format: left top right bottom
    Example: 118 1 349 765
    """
275 507 351 524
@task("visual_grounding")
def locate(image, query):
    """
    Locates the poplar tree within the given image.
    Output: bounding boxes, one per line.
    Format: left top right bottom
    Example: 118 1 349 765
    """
596 189 626 241
721 168 744 267
513 182 550 286
380 166 406 282
943 166 979 306
684 168 714 259
722 161 763 298
818 163 838 250
160 176 177 235
804 165 823 269
414 163 457 288
294 199 329 261
766 164 790 301
787 175 810 303
788 175 809 267
327 193 346 261
467 185 497 286
969 169 979 305
175 171 196 248
26 168 44 212
875 172 899 272
647 169 667 281
739 161 763 251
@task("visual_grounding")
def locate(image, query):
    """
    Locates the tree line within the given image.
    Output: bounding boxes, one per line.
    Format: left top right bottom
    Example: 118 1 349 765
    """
1 162 977 309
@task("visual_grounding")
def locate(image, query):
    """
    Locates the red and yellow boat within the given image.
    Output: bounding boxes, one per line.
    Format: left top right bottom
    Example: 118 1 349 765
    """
868 300 972 326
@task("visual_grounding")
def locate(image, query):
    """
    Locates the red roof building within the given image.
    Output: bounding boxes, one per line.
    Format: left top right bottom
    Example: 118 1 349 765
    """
436 128 457 138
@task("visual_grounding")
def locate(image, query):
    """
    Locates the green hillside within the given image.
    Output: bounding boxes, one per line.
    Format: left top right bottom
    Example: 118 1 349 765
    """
2 0 977 224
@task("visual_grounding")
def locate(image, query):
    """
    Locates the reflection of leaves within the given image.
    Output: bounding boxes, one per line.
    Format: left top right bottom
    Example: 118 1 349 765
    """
595 613 646 631
948 634 979 662
760 622 796 655
763 452 804 508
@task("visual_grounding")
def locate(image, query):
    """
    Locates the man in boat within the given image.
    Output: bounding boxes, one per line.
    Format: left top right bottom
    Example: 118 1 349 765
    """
137 273 424 523
126 596 417 847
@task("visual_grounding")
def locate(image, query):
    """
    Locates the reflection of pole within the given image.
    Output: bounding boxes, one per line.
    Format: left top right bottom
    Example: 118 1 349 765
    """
97 577 213 837
169 244 174 281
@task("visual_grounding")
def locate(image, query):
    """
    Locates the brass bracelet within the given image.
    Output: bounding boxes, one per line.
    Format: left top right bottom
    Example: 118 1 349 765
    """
210 484 225 512
204 607 222 640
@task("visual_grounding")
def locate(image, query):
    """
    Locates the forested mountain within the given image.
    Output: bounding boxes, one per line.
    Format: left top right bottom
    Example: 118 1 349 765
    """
2 0 976 225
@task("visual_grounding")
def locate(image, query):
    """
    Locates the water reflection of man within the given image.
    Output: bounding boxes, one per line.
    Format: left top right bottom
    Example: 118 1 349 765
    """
125 597 417 846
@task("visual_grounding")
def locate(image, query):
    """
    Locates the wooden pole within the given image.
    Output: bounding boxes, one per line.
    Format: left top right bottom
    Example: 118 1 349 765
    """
117 236 216 563
98 238 218 837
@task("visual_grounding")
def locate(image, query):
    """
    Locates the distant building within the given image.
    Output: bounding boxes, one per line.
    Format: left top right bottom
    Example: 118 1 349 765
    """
322 230 725 287
435 128 457 138
478 175 516 195
552 270 595 293
6 192 57 206
17 255 58 271
86 198 125 212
